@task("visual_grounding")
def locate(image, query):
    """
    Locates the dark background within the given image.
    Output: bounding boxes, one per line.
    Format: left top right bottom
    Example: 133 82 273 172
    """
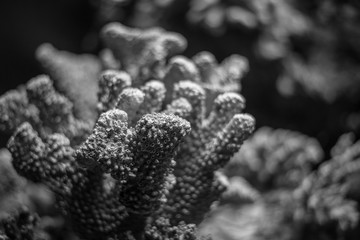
0 0 94 93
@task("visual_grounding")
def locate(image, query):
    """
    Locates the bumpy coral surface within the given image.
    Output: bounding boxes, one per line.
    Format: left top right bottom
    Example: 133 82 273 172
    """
0 23 255 240
0 75 91 146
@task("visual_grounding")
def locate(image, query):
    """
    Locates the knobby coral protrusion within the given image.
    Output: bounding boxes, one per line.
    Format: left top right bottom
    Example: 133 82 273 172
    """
0 75 91 146
101 22 187 85
7 108 192 239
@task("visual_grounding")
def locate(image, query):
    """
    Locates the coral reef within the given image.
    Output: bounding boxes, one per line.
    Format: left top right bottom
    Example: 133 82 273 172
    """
1 1 360 239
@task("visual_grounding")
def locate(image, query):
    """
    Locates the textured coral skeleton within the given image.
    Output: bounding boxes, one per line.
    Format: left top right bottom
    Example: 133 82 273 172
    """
0 23 255 240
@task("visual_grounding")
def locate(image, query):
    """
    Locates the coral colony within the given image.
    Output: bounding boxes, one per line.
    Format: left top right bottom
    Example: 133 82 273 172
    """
0 23 254 240
1 3 360 239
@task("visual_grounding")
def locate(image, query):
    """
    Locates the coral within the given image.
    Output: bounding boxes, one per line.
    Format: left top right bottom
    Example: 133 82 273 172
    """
187 0 259 35
0 149 59 234
199 195 295 240
144 217 210 240
276 0 360 103
294 133 360 235
7 110 190 239
201 127 360 240
0 87 39 135
210 127 325 240
90 0 310 60
2 23 255 239
184 0 310 59
161 93 254 224
100 22 248 104
220 176 260 205
225 127 323 190
115 0 360 103
0 75 91 146
36 43 102 121
0 207 48 240
191 52 248 111
0 149 24 204
101 22 187 85
278 38 360 103
3 1 360 240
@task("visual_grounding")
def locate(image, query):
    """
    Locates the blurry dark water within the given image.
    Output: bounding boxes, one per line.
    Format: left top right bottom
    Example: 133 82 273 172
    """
0 0 94 92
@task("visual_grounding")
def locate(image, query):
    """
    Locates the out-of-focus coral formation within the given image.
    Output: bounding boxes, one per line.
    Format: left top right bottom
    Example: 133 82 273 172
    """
199 128 360 240
278 0 360 103
36 43 102 121
0 207 46 240
225 127 323 190
93 0 310 60
186 0 310 60
0 149 23 205
294 133 360 233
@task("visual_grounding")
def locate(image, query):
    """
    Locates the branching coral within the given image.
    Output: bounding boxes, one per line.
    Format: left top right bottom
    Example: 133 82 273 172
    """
100 22 249 107
0 75 91 146
161 89 254 224
7 109 192 239
90 64 254 228
1 23 255 240
2 2 360 240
